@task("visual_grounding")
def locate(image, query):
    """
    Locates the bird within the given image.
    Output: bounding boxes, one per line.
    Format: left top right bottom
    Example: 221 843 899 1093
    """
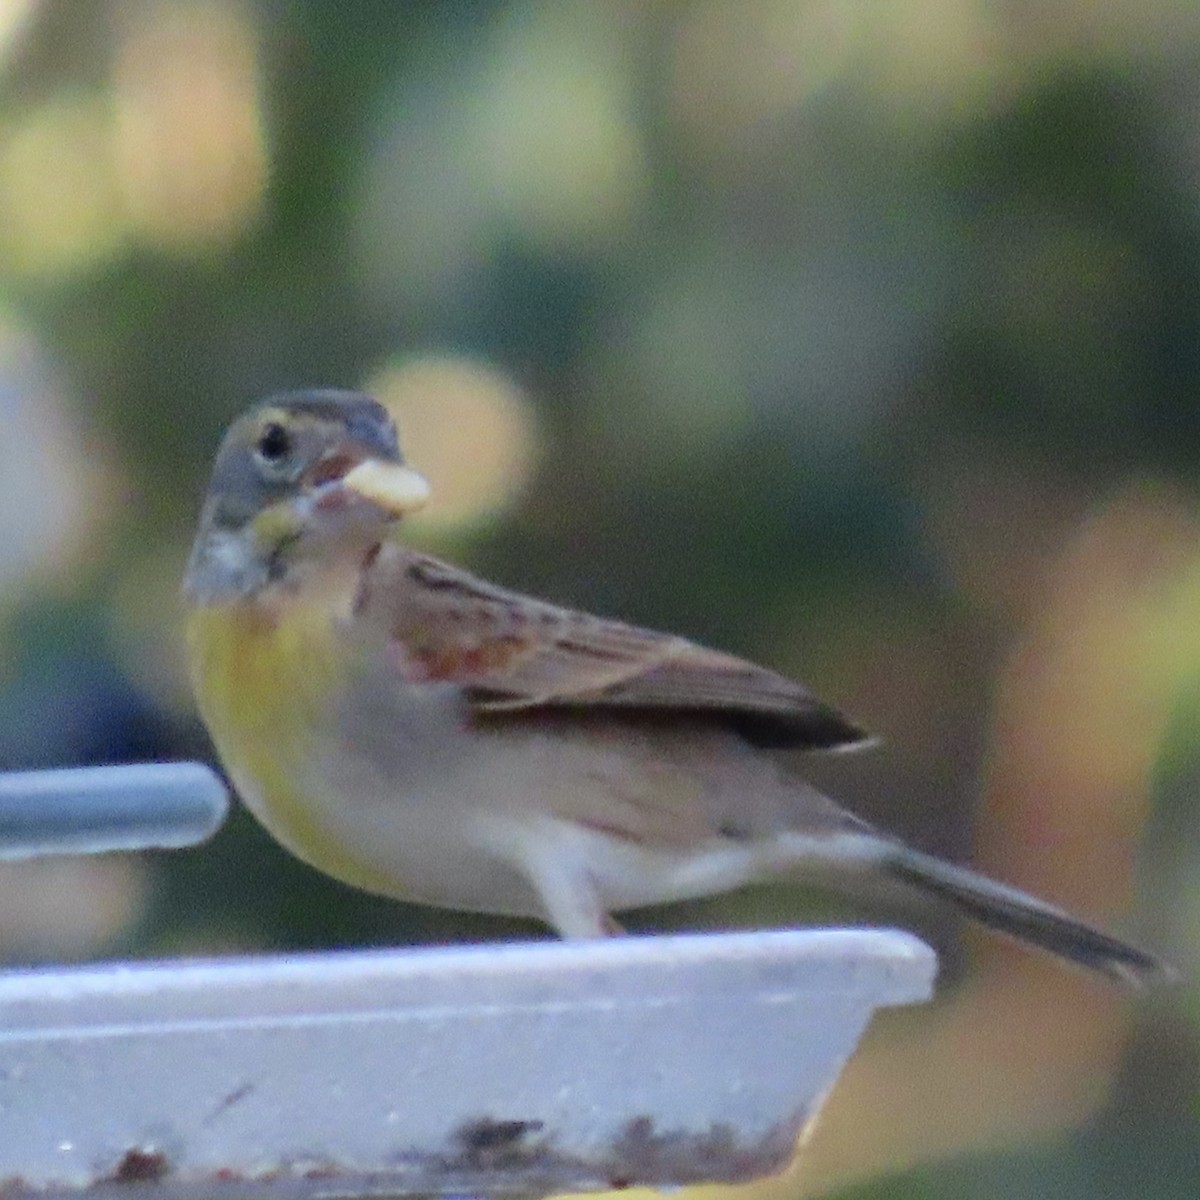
183 389 1171 988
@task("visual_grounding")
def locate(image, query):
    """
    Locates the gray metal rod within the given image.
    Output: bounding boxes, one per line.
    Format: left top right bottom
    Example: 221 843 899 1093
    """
0 762 229 859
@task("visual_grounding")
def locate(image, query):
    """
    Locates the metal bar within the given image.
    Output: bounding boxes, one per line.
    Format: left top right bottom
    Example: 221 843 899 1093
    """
0 762 229 859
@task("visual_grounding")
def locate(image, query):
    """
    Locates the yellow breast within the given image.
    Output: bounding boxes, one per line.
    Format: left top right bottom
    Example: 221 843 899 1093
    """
185 593 395 893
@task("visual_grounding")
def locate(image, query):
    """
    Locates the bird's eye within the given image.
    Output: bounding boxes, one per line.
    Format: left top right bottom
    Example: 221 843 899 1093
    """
255 422 292 466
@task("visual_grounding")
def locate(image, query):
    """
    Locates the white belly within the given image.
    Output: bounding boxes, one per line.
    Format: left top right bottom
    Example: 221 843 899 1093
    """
242 672 823 931
265 734 764 921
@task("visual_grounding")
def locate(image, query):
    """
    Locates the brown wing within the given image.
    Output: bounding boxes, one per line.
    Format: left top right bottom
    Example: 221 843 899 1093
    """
355 545 872 751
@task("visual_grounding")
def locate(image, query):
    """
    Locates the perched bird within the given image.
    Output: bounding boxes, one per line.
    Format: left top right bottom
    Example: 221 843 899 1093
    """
184 390 1170 987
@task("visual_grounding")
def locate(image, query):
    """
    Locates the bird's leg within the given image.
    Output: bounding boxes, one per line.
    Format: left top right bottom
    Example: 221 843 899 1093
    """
517 839 613 939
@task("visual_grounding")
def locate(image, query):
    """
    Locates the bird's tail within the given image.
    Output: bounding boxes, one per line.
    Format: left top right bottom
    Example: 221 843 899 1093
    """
879 842 1172 989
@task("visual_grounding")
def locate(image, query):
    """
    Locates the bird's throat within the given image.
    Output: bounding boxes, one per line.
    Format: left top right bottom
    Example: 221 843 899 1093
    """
184 577 394 892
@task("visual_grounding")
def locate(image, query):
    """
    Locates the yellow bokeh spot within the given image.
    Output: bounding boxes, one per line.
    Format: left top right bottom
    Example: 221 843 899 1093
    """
113 0 267 250
364 357 540 530
669 0 861 150
858 0 1005 120
0 96 128 279
0 1 267 277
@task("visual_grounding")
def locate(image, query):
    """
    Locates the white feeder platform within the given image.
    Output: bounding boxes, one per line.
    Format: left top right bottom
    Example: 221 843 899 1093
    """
0 928 936 1197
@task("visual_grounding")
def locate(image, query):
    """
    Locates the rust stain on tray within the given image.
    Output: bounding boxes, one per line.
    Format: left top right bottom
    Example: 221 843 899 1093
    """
108 1149 170 1184
4 1109 808 1196
455 1118 548 1167
606 1115 798 1185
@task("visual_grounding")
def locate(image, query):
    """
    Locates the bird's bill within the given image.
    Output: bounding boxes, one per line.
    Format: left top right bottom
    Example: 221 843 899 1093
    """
340 459 431 516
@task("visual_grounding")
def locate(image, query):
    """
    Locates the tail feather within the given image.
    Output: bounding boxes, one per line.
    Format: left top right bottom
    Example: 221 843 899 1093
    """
882 845 1174 990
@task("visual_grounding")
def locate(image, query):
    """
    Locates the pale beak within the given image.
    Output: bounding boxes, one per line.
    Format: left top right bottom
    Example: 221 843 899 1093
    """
340 459 431 516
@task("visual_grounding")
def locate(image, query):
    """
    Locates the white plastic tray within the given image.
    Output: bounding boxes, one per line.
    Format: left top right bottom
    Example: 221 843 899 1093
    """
0 928 936 1196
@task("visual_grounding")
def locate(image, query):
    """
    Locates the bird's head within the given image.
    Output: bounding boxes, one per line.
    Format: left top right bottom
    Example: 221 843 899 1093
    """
183 390 429 603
